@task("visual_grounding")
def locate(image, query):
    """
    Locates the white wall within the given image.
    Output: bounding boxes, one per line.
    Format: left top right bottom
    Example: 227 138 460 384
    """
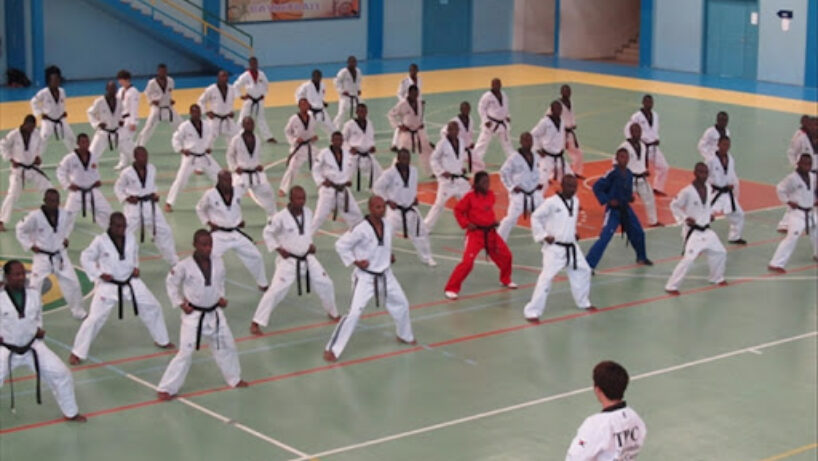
757 0 808 85
559 0 640 59
512 0 555 54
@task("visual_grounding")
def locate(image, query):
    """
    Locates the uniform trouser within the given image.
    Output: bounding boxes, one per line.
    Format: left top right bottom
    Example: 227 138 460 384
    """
310 186 364 234
157 309 241 395
711 192 745 241
633 176 658 224
137 105 182 146
471 123 513 172
124 203 179 265
424 177 470 231
233 171 277 215
166 154 221 206
71 279 170 359
90 128 134 166
117 123 138 168
239 98 273 140
541 154 573 184
64 188 113 230
1 168 52 223
585 206 647 268
498 190 544 241
208 117 239 145
665 228 726 290
211 230 268 287
769 208 818 268
0 341 79 417
445 228 513 293
28 251 83 314
279 144 313 193
334 95 361 129
647 145 669 192
352 154 383 192
523 243 592 318
40 118 76 150
252 254 338 326
565 131 583 175
325 268 414 358
395 129 432 175
385 206 433 263
312 109 337 136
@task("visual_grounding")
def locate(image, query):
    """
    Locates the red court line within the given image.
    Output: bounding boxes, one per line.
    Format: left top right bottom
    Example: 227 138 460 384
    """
2 263 813 436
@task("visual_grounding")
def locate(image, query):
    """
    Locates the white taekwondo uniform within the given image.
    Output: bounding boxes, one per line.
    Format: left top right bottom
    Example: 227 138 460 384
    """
157 254 242 395
195 186 268 287
333 66 363 128
0 127 50 224
424 134 471 232
197 83 239 142
310 146 364 234
780 128 817 231
497 148 544 241
373 163 434 264
167 118 220 207
252 206 338 327
769 171 818 268
1 287 80 418
665 183 726 291
325 217 415 359
234 69 274 140
522 193 592 319
472 89 512 171
115 84 141 168
565 401 647 461
548 98 583 176
295 79 335 135
625 109 669 192
388 98 432 174
56 149 112 230
137 76 181 146
226 130 277 215
616 138 658 225
279 112 319 194
697 125 731 160
30 86 75 149
70 231 170 360
532 113 572 184
15 207 85 319
342 117 381 192
440 113 476 173
707 152 745 241
390 74 423 148
87 94 132 164
114 164 179 265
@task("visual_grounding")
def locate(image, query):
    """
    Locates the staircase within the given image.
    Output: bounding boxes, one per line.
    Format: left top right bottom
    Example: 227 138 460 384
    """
85 0 253 74
613 34 640 65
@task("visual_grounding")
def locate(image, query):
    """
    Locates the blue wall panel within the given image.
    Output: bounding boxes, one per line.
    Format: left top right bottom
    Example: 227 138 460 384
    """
757 0 807 86
472 0 513 53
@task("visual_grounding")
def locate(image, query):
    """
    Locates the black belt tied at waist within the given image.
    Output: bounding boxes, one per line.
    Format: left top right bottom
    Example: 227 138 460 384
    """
710 185 737 213
190 302 221 350
565 126 580 148
291 252 311 296
158 105 174 122
106 275 138 319
544 150 566 181
213 225 254 242
633 172 649 184
17 162 49 189
795 206 814 235
610 205 631 244
247 95 264 117
100 126 119 151
78 184 99 222
309 106 326 120
552 241 578 270
287 141 313 169
476 224 498 257
448 173 469 182
323 183 350 221
2 336 41 410
517 187 539 219
42 114 66 139
214 113 233 132
406 128 421 153
361 268 387 308
345 94 359 118
354 150 375 191
465 147 473 173
488 116 507 133
135 195 156 243
238 168 261 186
645 141 659 170
34 247 63 271
396 204 420 238
682 223 710 255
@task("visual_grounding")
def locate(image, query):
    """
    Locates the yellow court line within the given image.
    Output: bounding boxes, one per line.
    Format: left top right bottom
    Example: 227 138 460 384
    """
759 443 818 461
1 64 815 130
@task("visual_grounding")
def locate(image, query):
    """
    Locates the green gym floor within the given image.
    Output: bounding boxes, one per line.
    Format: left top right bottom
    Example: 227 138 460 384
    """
0 68 816 460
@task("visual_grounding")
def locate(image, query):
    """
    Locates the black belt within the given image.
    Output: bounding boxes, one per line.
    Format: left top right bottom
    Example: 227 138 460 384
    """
406 128 421 153
488 116 507 133
552 241 578 270
345 94 359 118
565 126 579 148
78 184 99 223
158 105 174 122
323 183 350 221
42 114 66 140
449 173 469 182
135 195 156 243
291 253 311 296
710 185 737 213
17 162 49 189
633 172 649 184
213 225 254 242
214 113 233 132
287 141 313 169
34 247 63 272
238 168 261 186
517 187 539 219
645 142 659 170
248 95 264 117
609 205 631 243
2 336 40 410
106 275 138 319
190 302 220 350
544 151 566 181
465 147 473 173
354 150 375 191
396 204 420 238
100 127 118 151
361 268 387 308
795 206 813 235
476 224 498 256
682 223 710 255
309 107 326 120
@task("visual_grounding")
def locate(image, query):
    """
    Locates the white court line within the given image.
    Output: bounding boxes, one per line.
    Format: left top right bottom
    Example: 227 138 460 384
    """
598 272 817 282
290 331 817 460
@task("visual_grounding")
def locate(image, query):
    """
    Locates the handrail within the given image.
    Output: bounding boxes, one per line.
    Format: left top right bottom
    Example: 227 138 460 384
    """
178 0 253 48
155 0 253 52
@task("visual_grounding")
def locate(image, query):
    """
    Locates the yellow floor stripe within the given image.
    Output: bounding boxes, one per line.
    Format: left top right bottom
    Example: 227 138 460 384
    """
1 64 815 130
759 443 818 461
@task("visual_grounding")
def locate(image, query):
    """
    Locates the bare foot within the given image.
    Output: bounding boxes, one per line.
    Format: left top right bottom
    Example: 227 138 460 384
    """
157 391 174 401
258 285 268 292
164 203 173 213
323 350 337 362
0 222 6 232
525 317 540 324
277 190 286 197
653 189 667 197
235 380 249 388
266 138 277 143
584 306 598 311
327 314 341 322
665 289 681 296
717 281 728 287
776 228 787 234
767 265 786 274
155 341 175 349
397 336 417 345
68 353 81 365
249 322 264 336
649 222 665 228
65 414 87 423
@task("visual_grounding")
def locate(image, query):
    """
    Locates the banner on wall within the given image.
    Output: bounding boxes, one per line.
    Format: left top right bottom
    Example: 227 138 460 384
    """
226 0 360 23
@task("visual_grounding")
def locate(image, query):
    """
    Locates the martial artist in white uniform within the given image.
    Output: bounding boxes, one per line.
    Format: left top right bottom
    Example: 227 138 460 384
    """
115 70 141 170
768 154 818 271
566 361 646 461
324 197 416 361
196 171 268 290
15 190 86 320
424 122 471 232
234 57 276 142
439 101 476 173
251 187 339 335
114 147 179 265
56 134 112 230
333 56 363 129
779 116 816 232
707 136 746 244
69 212 172 364
295 69 335 135
0 260 84 421
30 73 75 150
550 85 584 177
532 101 572 184
522 175 593 320
166 104 219 211
87 81 131 166
498 132 544 241
665 163 727 294
472 78 513 171
197 70 239 144
227 117 277 215
157 230 246 399
342 104 381 192
618 123 660 226
388 84 432 175
279 99 320 195
697 111 731 160
373 148 436 266
310 132 364 234
624 95 669 194
390 63 422 150
0 116 50 230
137 64 181 146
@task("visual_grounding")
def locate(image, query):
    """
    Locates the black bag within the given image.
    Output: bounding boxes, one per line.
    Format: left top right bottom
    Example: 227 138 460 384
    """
6 68 31 87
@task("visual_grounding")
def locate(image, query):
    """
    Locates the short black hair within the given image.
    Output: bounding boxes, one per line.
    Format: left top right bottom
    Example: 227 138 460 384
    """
718 136 731 143
117 69 132 80
157 63 167 69
3 260 23 275
593 361 629 400
473 171 489 187
77 133 89 141
193 228 211 243
24 114 36 124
